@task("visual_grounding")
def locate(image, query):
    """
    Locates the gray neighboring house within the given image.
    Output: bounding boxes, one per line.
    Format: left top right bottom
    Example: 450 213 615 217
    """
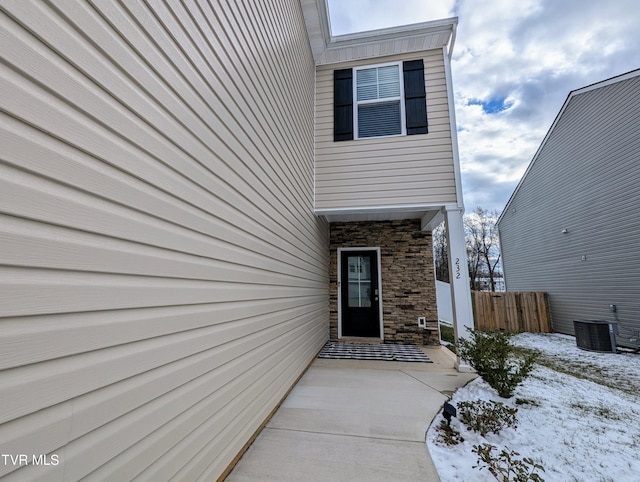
0 1 474 480
498 69 640 349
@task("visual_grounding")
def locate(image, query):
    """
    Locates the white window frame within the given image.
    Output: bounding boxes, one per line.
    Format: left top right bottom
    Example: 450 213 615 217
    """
353 61 406 140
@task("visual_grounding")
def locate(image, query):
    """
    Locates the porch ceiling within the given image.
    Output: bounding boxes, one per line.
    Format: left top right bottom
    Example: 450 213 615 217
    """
321 211 422 223
318 208 444 230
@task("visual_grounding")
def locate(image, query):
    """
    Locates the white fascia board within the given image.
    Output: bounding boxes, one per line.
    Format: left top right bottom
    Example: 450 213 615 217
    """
302 0 457 65
443 204 464 215
328 17 457 47
301 0 331 61
320 19 457 65
315 203 445 216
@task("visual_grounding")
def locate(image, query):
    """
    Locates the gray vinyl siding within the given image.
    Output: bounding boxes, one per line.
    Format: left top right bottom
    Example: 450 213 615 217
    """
315 49 457 210
0 0 328 480
498 74 640 348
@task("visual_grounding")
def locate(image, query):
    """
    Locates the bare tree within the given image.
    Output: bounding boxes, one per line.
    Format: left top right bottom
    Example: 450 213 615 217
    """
465 207 502 291
432 207 503 291
432 223 449 282
465 215 484 291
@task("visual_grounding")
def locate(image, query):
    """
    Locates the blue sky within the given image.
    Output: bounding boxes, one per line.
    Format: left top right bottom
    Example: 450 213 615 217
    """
327 0 640 213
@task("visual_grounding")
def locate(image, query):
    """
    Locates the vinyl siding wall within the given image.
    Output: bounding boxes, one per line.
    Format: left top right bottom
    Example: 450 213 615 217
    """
498 74 640 348
315 49 457 211
0 0 328 480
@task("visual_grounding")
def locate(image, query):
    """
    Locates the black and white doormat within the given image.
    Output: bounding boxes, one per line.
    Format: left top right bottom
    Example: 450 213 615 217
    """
318 342 432 363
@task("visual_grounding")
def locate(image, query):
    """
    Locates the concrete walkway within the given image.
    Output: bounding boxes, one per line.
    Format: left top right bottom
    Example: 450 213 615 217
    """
226 347 476 482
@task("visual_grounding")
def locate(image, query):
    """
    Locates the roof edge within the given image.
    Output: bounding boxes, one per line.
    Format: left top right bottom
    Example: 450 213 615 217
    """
498 68 640 225
301 0 457 65
329 17 458 46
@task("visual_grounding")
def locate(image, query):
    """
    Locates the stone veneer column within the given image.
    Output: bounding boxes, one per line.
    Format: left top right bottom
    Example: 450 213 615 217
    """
329 220 440 345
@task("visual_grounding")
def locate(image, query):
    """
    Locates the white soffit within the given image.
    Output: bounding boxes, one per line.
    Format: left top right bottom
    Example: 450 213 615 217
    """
301 0 457 65
316 206 443 224
321 211 424 223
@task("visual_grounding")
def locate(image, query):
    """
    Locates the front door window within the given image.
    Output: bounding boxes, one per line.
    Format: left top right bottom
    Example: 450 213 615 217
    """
347 255 371 308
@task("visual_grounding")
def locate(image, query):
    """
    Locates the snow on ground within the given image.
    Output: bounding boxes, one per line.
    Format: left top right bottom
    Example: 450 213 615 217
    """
427 333 640 482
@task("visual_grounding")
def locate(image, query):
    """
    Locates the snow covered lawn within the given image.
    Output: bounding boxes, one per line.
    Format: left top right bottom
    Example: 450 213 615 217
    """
427 333 640 481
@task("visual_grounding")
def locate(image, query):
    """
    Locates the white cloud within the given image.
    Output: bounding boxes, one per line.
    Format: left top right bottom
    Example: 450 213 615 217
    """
327 0 640 212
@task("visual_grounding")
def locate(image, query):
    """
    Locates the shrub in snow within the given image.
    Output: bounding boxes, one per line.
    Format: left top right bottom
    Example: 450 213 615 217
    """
514 397 540 407
457 329 537 398
458 400 518 436
472 443 545 482
434 419 464 446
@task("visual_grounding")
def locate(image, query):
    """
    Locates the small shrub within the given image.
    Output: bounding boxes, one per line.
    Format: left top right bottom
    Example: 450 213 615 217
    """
515 398 541 407
473 443 545 482
434 419 464 446
570 402 623 421
458 400 518 436
595 405 621 421
457 329 537 398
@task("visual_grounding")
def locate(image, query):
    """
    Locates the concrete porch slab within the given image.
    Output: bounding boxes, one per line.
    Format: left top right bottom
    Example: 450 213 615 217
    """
226 346 475 482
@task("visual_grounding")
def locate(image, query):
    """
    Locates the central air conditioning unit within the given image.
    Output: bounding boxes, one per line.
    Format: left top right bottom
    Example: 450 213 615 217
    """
573 320 617 353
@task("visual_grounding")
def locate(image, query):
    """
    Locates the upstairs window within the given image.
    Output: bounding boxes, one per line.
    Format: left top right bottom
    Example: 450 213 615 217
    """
333 59 428 142
354 63 404 138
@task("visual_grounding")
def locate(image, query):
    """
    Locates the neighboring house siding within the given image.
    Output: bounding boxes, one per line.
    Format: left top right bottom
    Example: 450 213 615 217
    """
499 74 640 347
0 1 327 480
315 49 457 210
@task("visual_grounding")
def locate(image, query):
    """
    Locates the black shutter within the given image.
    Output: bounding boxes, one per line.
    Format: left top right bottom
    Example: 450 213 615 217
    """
403 60 428 135
334 69 353 141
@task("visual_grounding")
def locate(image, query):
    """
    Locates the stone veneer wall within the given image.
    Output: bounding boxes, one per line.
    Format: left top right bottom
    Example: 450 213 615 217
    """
329 220 439 345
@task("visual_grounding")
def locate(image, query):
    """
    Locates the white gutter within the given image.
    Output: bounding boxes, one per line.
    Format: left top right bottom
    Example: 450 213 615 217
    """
448 21 457 59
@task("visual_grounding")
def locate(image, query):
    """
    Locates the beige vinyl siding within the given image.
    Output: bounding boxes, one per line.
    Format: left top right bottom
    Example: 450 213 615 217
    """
0 0 327 480
315 49 457 210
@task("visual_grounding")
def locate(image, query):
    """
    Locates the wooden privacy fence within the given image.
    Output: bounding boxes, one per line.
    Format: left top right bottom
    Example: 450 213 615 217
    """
472 291 551 333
